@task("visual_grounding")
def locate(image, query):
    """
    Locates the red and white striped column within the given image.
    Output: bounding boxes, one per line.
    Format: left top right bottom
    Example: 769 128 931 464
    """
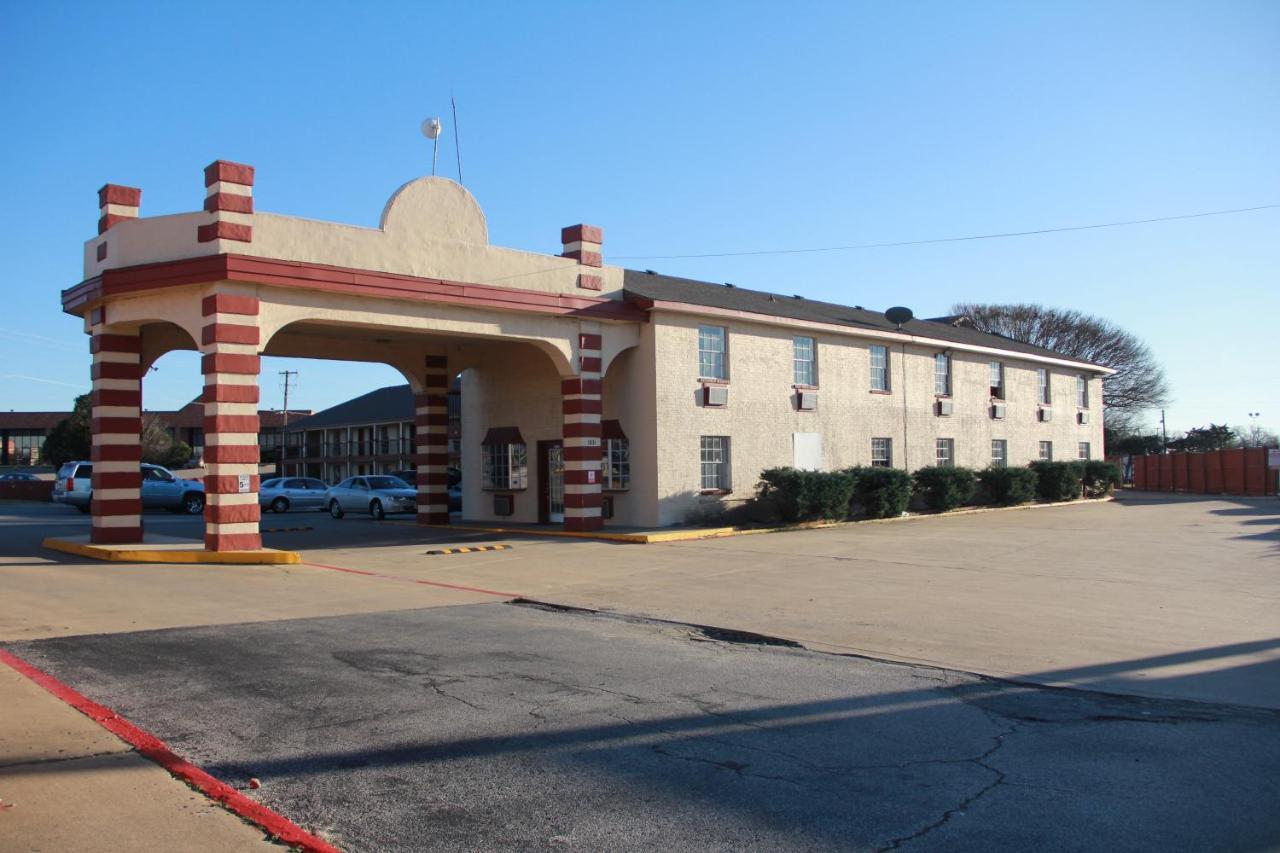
200 293 262 551
561 224 603 292
563 332 604 531
198 160 254 244
89 331 143 544
415 355 450 525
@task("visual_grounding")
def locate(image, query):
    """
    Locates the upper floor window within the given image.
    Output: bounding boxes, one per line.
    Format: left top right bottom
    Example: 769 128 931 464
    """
1037 368 1051 405
698 326 727 380
989 361 1004 399
869 345 890 392
1076 375 1089 408
793 336 816 386
934 353 952 396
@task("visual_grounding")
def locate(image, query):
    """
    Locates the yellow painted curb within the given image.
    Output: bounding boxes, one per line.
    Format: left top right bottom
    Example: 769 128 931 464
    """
419 496 1116 544
42 537 301 565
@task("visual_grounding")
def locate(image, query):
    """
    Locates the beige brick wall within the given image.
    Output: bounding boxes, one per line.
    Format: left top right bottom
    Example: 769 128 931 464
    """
648 312 1104 526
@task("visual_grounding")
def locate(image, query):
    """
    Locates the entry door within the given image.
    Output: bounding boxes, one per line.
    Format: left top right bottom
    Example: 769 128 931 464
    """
538 441 565 523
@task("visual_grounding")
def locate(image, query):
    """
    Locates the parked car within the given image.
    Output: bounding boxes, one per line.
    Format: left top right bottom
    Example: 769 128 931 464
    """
0 472 39 481
391 467 462 512
325 475 416 520
259 477 329 513
51 461 205 514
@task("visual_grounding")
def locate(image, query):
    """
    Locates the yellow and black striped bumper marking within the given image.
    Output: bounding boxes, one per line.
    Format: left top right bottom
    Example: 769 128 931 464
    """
424 544 512 556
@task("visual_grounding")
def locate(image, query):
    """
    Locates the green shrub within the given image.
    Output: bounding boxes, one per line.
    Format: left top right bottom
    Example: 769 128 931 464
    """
847 466 912 519
977 466 1038 506
1029 461 1085 502
758 468 808 522
757 468 857 522
1081 460 1122 498
913 466 978 511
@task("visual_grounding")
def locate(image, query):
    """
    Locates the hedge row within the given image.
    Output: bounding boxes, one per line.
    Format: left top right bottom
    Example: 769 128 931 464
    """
751 460 1120 523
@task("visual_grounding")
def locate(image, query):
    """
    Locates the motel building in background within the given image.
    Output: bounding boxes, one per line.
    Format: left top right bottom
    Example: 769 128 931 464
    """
67 160 1108 550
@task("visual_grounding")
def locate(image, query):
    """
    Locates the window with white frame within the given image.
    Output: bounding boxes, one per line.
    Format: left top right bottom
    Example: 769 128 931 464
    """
871 437 892 468
934 353 952 396
604 437 630 490
482 441 528 490
935 438 955 467
1078 441 1091 461
1076 375 1088 408
793 336 816 386
991 439 1007 468
989 361 1004 399
698 325 727 380
1039 440 1053 461
1037 368 1051 405
700 436 731 491
869 345 890 391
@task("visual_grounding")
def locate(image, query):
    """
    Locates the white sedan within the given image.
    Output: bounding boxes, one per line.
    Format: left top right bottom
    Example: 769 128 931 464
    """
325 475 417 520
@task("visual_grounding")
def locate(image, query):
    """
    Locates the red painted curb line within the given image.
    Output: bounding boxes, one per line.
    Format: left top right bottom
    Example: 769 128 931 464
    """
0 647 341 853
302 561 521 599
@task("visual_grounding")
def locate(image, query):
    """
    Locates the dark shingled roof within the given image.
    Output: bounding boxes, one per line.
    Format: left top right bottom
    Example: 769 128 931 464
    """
284 384 413 431
623 270 1101 369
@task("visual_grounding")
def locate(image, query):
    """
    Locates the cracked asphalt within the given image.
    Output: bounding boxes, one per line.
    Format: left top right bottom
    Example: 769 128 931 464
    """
9 601 1280 851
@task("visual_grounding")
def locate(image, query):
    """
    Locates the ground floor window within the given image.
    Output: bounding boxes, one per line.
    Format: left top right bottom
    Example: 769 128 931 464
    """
481 427 527 490
991 439 1007 468
1077 441 1091 461
604 437 630 490
1039 441 1053 462
935 438 954 467
700 436 731 491
871 437 892 468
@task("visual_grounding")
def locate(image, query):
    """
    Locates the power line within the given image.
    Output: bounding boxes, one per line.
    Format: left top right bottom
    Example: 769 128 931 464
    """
611 203 1280 261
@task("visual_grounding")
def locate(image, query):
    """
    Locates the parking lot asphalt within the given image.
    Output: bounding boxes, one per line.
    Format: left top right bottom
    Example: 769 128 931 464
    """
10 601 1280 852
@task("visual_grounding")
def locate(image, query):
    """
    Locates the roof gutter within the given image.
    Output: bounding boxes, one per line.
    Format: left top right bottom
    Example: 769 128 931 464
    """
632 297 1116 376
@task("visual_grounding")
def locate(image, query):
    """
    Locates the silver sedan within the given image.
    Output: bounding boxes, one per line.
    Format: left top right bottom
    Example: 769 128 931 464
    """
260 477 330 513
325 475 417 520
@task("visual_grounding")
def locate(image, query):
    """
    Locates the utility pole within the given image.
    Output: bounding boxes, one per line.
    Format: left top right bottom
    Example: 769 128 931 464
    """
279 370 298 426
1160 409 1168 452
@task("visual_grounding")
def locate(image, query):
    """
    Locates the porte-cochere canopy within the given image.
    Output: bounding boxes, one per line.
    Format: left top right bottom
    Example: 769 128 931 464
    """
69 160 644 550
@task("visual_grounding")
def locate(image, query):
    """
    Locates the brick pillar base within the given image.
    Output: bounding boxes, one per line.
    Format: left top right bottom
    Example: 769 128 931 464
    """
563 332 604 531
89 332 143 544
200 293 262 551
415 356 450 524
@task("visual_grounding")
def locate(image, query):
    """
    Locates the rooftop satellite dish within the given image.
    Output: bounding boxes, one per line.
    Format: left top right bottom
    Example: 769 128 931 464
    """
885 306 914 330
421 117 443 175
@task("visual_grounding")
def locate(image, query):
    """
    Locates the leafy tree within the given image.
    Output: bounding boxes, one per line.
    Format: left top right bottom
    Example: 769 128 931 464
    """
140 413 192 468
948 303 1170 426
41 394 91 466
1107 431 1163 457
1167 423 1237 453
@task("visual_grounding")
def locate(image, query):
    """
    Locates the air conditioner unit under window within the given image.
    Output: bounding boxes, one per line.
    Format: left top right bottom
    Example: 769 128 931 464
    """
936 399 954 416
797 390 817 411
703 385 729 407
1078 411 1090 425
493 493 514 516
991 403 1006 419
1039 408 1053 422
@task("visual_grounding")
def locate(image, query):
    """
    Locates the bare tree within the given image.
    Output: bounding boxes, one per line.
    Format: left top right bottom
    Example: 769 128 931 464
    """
950 303 1170 423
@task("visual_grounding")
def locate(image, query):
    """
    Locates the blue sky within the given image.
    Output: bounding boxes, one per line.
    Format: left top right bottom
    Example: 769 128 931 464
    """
1 1 1276 436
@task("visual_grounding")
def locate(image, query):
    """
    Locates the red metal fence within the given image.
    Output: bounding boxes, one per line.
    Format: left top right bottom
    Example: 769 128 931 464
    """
1131 449 1276 497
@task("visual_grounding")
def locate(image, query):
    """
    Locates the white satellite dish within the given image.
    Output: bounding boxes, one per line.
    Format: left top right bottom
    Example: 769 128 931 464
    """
421 117 443 175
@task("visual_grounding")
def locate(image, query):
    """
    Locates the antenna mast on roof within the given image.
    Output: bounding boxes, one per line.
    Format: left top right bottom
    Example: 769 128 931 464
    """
451 94 463 184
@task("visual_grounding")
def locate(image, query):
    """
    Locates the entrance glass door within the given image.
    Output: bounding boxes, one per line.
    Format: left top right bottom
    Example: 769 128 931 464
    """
548 445 565 522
